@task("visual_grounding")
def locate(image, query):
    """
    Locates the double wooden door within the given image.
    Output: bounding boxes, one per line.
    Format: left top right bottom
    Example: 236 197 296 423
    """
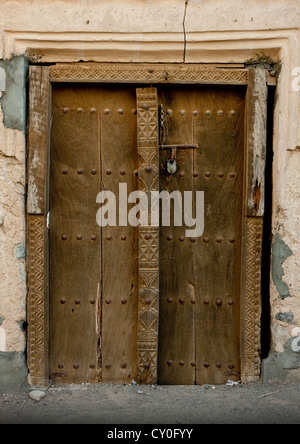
49 83 245 385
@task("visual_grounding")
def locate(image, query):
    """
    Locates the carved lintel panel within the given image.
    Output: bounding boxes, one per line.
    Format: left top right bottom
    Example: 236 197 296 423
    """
136 88 159 384
242 217 263 382
27 215 48 387
49 64 249 85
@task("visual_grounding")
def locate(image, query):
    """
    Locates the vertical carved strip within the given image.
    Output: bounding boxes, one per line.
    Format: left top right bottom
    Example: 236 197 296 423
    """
136 88 159 384
241 217 263 382
27 66 50 387
27 215 48 387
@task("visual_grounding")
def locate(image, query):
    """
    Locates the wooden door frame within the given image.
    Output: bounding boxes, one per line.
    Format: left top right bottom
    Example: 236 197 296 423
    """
27 63 270 387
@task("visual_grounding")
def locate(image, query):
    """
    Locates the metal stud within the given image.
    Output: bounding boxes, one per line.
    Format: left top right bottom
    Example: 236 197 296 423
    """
191 362 197 367
60 298 66 305
229 237 235 244
58 363 64 369
230 110 236 116
91 169 97 175
204 299 210 305
73 363 79 370
217 110 224 116
216 299 222 306
229 172 236 179
142 104 149 110
167 109 173 116
90 108 96 114
179 171 185 177
218 172 224 178
205 171 211 178
228 364 235 369
121 235 126 241
203 236 209 243
205 110 211 116
191 299 196 305
190 238 196 243
105 364 111 369
204 362 210 368
89 363 96 369
179 298 185 304
63 108 69 114
104 109 110 115
193 110 198 116
121 299 127 305
145 298 152 305
89 299 96 305
228 300 234 306
180 110 186 116
106 298 112 305
167 235 173 241
118 108 124 115
106 170 112 175
144 233 151 240
216 237 223 243
62 169 68 175
77 235 82 241
179 361 185 367
167 297 174 304
179 236 185 242
193 172 199 177
91 235 97 241
143 363 150 370
121 363 127 369
106 235 112 241
77 169 83 175
148 68 154 73
167 360 173 366
120 170 126 176
132 109 137 115
216 363 222 369
145 166 152 173
75 299 81 305
77 108 83 114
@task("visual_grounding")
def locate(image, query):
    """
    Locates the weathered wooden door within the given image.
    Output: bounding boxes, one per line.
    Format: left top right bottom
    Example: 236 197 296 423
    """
157 86 245 385
49 82 246 385
49 84 139 383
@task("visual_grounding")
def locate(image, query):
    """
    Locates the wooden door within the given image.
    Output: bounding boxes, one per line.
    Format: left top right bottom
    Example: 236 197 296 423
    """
49 84 138 384
158 86 245 385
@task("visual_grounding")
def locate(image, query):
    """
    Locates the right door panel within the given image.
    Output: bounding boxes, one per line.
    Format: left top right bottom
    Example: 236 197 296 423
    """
158 86 245 385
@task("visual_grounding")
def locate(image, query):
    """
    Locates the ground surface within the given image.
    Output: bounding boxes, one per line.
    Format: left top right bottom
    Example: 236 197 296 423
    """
0 382 299 424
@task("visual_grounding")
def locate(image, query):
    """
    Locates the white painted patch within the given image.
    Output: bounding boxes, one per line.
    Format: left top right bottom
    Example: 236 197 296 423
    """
0 327 6 351
0 67 6 92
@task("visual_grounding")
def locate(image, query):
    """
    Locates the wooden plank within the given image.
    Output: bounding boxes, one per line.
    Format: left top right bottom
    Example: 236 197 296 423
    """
27 66 50 215
245 68 268 217
100 86 139 383
193 86 245 385
49 85 101 383
158 87 196 385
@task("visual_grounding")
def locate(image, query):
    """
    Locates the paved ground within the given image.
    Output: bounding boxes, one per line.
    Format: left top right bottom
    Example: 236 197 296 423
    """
0 382 299 424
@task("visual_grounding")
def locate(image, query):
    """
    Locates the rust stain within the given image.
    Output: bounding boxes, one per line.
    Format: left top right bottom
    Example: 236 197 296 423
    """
253 180 261 213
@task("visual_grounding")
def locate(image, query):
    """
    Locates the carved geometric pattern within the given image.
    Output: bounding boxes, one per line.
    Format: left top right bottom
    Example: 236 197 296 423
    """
50 64 249 85
243 217 263 379
136 87 159 384
27 215 48 387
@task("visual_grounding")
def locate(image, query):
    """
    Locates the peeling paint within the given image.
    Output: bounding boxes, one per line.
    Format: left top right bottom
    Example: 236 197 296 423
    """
0 56 28 133
14 241 26 260
0 327 6 352
275 312 295 325
263 338 300 383
272 234 293 299
0 67 6 92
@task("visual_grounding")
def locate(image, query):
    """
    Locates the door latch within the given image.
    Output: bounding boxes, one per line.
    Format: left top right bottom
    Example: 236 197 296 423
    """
160 144 199 175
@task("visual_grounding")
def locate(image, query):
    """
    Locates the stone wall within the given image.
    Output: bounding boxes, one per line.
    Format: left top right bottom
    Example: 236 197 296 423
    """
0 0 300 390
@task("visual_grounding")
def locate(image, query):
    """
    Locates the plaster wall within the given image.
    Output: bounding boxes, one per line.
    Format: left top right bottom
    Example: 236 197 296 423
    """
0 0 300 388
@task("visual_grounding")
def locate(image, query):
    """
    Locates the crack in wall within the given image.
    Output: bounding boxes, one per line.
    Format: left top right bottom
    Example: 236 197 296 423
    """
183 0 189 62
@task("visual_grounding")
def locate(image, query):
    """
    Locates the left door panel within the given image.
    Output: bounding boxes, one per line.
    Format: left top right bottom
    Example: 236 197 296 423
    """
49 84 138 384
